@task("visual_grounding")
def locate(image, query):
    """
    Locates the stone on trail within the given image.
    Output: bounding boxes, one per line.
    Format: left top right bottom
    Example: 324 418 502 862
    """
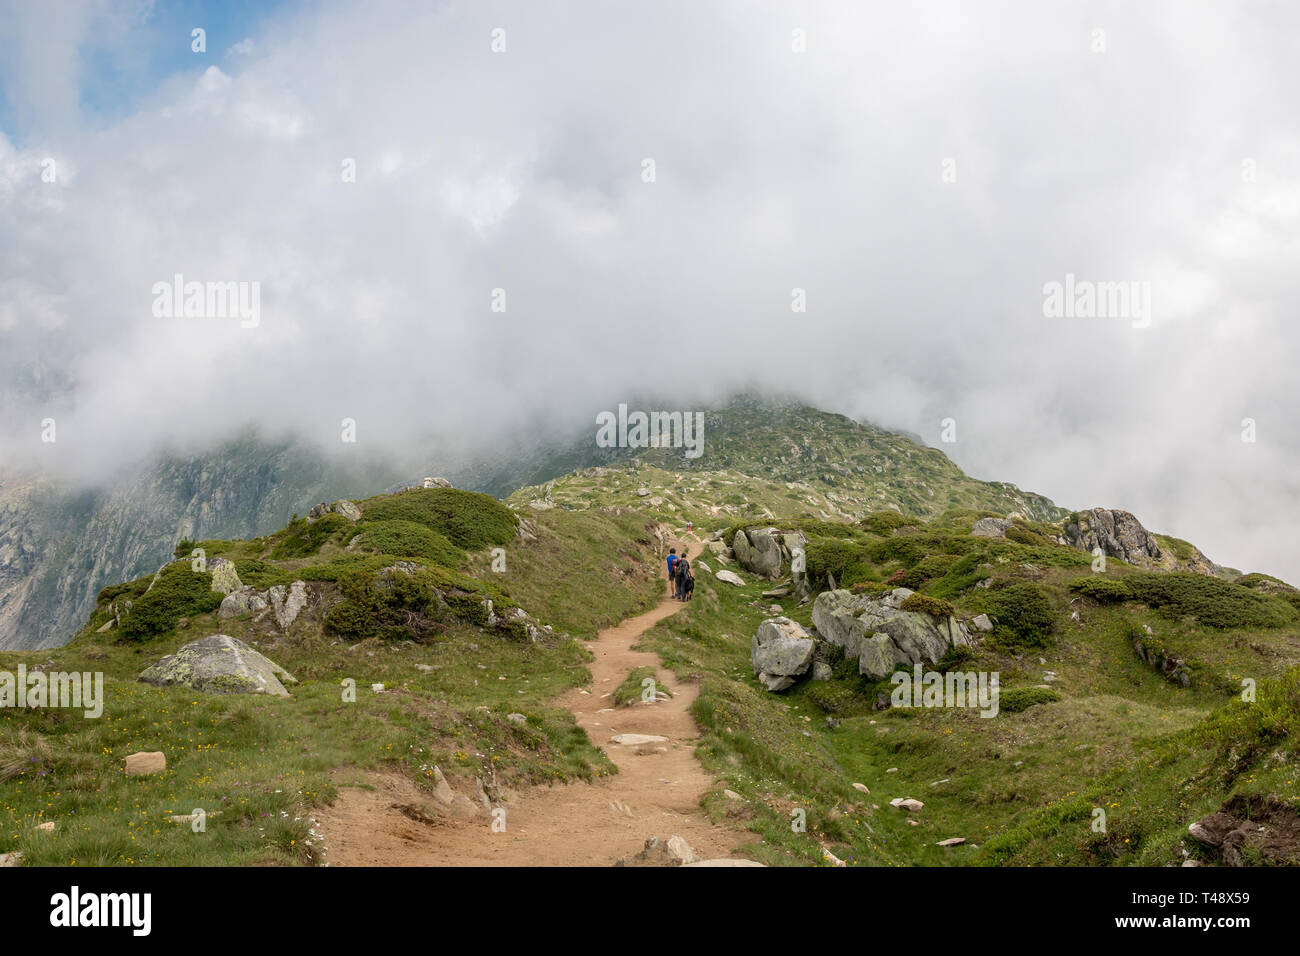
125 751 167 775
138 634 297 697
631 835 698 866
610 733 670 746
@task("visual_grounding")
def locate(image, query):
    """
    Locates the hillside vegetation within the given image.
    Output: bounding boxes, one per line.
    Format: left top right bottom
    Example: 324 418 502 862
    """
4 400 1297 868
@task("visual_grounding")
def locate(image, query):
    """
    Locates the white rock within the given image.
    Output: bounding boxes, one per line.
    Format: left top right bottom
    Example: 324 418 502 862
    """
611 733 670 746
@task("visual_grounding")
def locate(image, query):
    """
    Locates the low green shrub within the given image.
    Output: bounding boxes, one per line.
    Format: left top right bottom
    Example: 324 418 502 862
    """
361 488 517 550
1125 572 1298 629
806 539 874 588
358 520 463 566
1067 576 1133 604
998 686 1061 714
271 514 352 559
899 593 956 618
982 582 1055 648
118 562 223 640
860 511 921 536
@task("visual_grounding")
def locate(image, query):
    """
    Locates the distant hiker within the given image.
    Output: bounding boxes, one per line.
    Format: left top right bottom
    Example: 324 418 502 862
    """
686 521 693 532
667 548 678 596
674 556 691 600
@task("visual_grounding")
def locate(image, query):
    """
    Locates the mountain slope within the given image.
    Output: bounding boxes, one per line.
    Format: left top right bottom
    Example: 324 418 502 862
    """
506 399 1065 523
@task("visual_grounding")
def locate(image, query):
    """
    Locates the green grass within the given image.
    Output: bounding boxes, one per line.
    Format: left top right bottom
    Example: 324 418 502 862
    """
612 666 673 707
0 497 666 867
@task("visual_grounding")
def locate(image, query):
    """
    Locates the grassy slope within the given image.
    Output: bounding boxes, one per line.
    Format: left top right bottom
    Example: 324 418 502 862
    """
0 495 662 866
506 401 1064 524
636 512 1300 867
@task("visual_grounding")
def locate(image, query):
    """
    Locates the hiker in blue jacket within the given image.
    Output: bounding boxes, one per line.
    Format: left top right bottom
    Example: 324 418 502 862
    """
666 548 678 596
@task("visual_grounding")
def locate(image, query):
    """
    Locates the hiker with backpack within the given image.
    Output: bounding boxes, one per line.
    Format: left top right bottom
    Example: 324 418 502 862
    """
666 548 678 596
674 555 691 600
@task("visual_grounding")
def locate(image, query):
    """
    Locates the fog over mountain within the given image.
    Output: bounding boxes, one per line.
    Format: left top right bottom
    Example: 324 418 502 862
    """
2 0 1298 581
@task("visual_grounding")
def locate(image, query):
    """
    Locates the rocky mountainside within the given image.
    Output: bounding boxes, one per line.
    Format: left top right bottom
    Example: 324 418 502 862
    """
0 397 1060 651
0 437 405 650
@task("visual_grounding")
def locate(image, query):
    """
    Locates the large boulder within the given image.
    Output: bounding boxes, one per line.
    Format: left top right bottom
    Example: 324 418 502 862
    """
733 528 783 579
138 634 297 697
715 569 746 587
331 499 362 521
206 557 244 596
751 617 815 692
812 588 971 680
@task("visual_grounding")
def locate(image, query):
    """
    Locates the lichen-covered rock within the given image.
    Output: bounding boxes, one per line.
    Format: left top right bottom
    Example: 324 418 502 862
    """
751 617 815 692
331 500 362 521
206 557 244 595
422 476 453 489
138 634 297 697
813 588 971 680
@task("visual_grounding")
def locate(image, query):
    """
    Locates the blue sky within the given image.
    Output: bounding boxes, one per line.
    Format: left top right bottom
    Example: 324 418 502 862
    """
0 0 293 142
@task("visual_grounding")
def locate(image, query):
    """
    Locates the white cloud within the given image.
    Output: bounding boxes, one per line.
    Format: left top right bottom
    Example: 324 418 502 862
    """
1 0 1299 581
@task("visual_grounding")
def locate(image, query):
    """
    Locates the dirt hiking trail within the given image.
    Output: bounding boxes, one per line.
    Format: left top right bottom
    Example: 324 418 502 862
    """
317 540 753 866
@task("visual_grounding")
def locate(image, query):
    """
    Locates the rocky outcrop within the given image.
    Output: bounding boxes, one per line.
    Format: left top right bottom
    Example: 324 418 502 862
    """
971 517 1012 538
331 500 362 521
218 587 270 619
138 634 297 697
422 477 453 489
268 581 309 630
812 588 971 680
750 617 815 692
733 528 783 579
1062 507 1217 575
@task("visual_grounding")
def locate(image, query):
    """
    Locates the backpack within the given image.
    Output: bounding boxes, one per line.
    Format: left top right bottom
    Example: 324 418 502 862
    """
677 559 689 578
